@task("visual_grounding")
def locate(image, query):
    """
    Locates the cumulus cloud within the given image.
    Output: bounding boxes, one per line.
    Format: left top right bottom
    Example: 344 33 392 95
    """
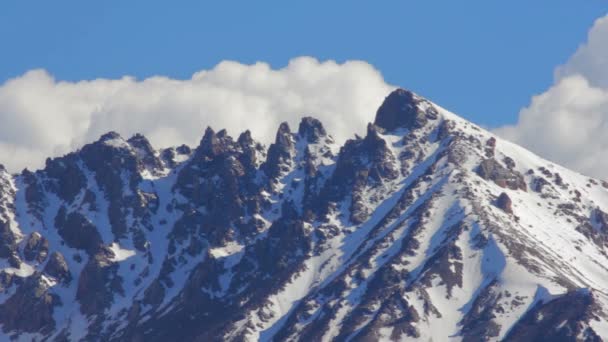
0 57 394 172
496 15 608 180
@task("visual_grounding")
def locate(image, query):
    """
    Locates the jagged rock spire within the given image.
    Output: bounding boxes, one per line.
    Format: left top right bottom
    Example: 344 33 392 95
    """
298 117 326 143
374 88 431 131
98 131 122 142
128 133 154 152
275 122 293 148
263 122 295 179
237 130 254 147
198 126 224 157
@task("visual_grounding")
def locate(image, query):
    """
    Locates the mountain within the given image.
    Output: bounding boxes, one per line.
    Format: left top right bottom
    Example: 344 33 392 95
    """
1 88 608 341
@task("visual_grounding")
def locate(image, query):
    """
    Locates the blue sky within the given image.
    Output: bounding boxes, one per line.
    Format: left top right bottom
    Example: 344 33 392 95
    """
1 1 605 127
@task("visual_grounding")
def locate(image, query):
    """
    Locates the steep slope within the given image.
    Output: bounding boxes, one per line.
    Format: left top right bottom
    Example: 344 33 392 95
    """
1 89 608 341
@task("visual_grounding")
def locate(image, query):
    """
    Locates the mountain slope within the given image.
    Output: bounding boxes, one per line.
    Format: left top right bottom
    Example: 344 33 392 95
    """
1 89 608 341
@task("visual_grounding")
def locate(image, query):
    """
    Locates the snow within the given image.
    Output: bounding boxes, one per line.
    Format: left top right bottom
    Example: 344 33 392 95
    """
0 261 35 277
103 137 130 149
209 242 244 258
109 243 136 262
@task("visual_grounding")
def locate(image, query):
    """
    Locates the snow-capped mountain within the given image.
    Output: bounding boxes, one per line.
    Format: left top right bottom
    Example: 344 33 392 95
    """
1 88 608 341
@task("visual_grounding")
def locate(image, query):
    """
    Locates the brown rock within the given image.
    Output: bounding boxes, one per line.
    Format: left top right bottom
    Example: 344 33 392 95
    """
0 274 58 334
496 192 513 214
76 250 121 315
23 232 49 263
374 88 437 131
477 159 527 191
44 252 71 284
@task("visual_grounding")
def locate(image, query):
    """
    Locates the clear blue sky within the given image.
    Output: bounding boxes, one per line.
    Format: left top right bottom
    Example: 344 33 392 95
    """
1 1 605 127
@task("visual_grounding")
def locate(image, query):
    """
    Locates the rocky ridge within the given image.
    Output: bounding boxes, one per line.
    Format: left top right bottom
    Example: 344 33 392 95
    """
0 89 608 341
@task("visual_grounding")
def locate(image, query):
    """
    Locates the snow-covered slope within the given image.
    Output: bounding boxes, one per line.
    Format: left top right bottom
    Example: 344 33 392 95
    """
1 89 608 341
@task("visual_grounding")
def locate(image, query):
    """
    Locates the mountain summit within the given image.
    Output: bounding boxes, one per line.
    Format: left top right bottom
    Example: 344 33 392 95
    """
1 89 608 341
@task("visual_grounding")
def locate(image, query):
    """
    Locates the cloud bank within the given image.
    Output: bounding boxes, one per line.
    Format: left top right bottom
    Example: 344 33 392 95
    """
4 14 608 180
0 57 394 172
496 15 608 179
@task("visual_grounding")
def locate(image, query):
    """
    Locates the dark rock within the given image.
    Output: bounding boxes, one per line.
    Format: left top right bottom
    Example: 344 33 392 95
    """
21 170 47 218
0 271 14 291
298 117 327 143
176 144 191 155
0 274 59 334
80 133 143 239
76 250 122 316
44 252 71 284
554 172 564 187
54 207 103 254
477 159 527 191
504 289 600 342
503 156 516 169
128 133 163 172
317 124 398 223
496 192 513 214
532 177 551 193
198 127 227 158
486 137 497 148
374 88 437 131
43 154 86 204
262 122 294 179
485 137 496 157
0 219 17 260
437 119 456 141
23 232 49 263
161 145 192 168
538 166 553 178
237 130 263 173
460 281 502 342
143 279 165 306
99 131 122 142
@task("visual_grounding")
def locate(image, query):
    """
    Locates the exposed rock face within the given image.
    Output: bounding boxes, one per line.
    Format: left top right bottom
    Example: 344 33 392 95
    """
54 208 103 254
2 88 608 341
76 250 121 316
298 116 327 143
0 170 18 262
319 123 399 224
262 122 295 180
44 156 87 204
143 279 165 306
0 274 59 335
24 232 49 263
374 88 438 131
496 192 513 214
504 290 600 341
595 208 608 232
477 158 527 191
44 252 71 284
0 219 16 261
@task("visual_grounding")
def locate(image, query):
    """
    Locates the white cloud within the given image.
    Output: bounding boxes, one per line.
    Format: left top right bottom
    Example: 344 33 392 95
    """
496 15 608 180
0 57 394 172
555 16 608 89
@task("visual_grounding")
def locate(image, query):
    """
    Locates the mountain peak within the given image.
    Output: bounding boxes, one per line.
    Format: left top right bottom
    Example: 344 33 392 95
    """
274 121 293 147
373 88 437 131
198 126 232 157
127 132 151 145
298 116 326 143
